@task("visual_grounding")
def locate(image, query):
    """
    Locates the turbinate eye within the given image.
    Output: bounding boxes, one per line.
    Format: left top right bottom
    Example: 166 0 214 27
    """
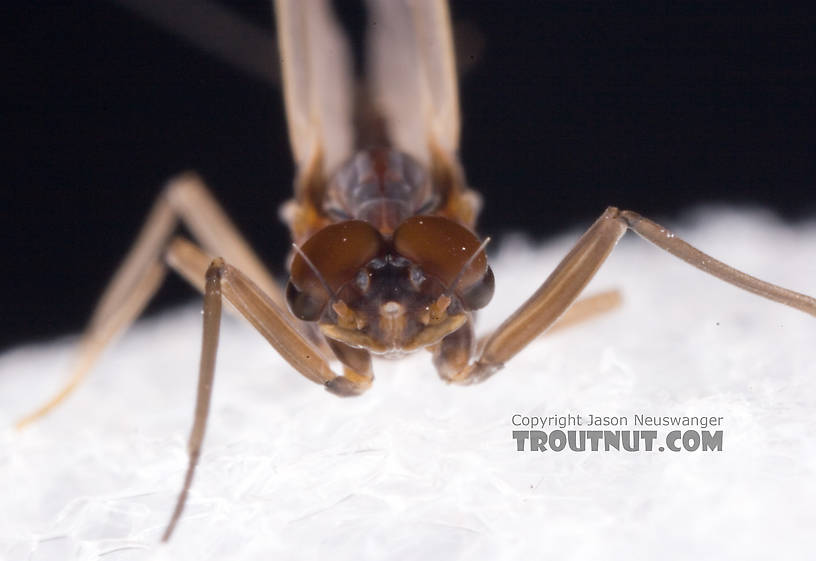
287 221 385 320
393 216 493 309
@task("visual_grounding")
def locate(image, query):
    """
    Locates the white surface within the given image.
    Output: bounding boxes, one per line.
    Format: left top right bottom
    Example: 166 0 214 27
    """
1 207 815 560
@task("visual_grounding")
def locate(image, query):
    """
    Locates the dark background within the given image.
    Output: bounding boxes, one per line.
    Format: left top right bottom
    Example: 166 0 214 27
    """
3 2 814 349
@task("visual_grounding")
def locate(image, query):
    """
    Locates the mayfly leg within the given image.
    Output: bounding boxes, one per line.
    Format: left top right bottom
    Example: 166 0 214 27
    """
445 207 816 384
543 289 623 335
111 0 279 86
159 241 372 541
16 174 281 428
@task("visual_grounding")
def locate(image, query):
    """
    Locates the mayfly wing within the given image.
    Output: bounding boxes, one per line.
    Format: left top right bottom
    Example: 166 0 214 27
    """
366 0 459 163
274 0 354 195
366 0 480 227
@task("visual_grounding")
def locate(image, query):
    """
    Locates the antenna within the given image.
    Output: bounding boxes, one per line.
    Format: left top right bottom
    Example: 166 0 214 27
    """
446 237 491 296
291 243 336 299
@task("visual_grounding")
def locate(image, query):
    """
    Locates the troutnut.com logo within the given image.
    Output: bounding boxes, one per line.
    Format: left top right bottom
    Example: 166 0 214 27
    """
511 414 724 452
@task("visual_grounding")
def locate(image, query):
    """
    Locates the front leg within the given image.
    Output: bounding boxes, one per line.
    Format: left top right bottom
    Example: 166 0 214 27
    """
161 244 372 541
444 207 816 385
15 173 283 428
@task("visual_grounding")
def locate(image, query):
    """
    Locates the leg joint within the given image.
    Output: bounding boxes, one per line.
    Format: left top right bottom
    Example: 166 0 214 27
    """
616 209 644 229
162 172 205 206
325 376 369 397
206 257 226 281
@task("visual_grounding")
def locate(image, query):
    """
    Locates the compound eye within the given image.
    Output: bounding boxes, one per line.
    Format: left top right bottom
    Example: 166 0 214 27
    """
460 266 494 310
288 221 385 318
285 279 324 321
393 216 489 296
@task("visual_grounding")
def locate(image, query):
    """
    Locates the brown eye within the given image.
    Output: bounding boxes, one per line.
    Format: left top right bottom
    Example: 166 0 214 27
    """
460 266 494 310
393 216 489 297
285 280 325 321
288 221 385 319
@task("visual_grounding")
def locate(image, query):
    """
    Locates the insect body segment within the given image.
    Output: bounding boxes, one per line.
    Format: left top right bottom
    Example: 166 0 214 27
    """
325 148 438 232
286 211 494 357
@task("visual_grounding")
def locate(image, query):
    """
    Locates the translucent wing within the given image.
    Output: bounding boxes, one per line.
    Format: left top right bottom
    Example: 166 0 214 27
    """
275 0 354 182
366 0 460 167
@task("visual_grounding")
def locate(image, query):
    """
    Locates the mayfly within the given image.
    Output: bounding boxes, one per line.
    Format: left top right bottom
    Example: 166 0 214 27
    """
16 0 816 542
